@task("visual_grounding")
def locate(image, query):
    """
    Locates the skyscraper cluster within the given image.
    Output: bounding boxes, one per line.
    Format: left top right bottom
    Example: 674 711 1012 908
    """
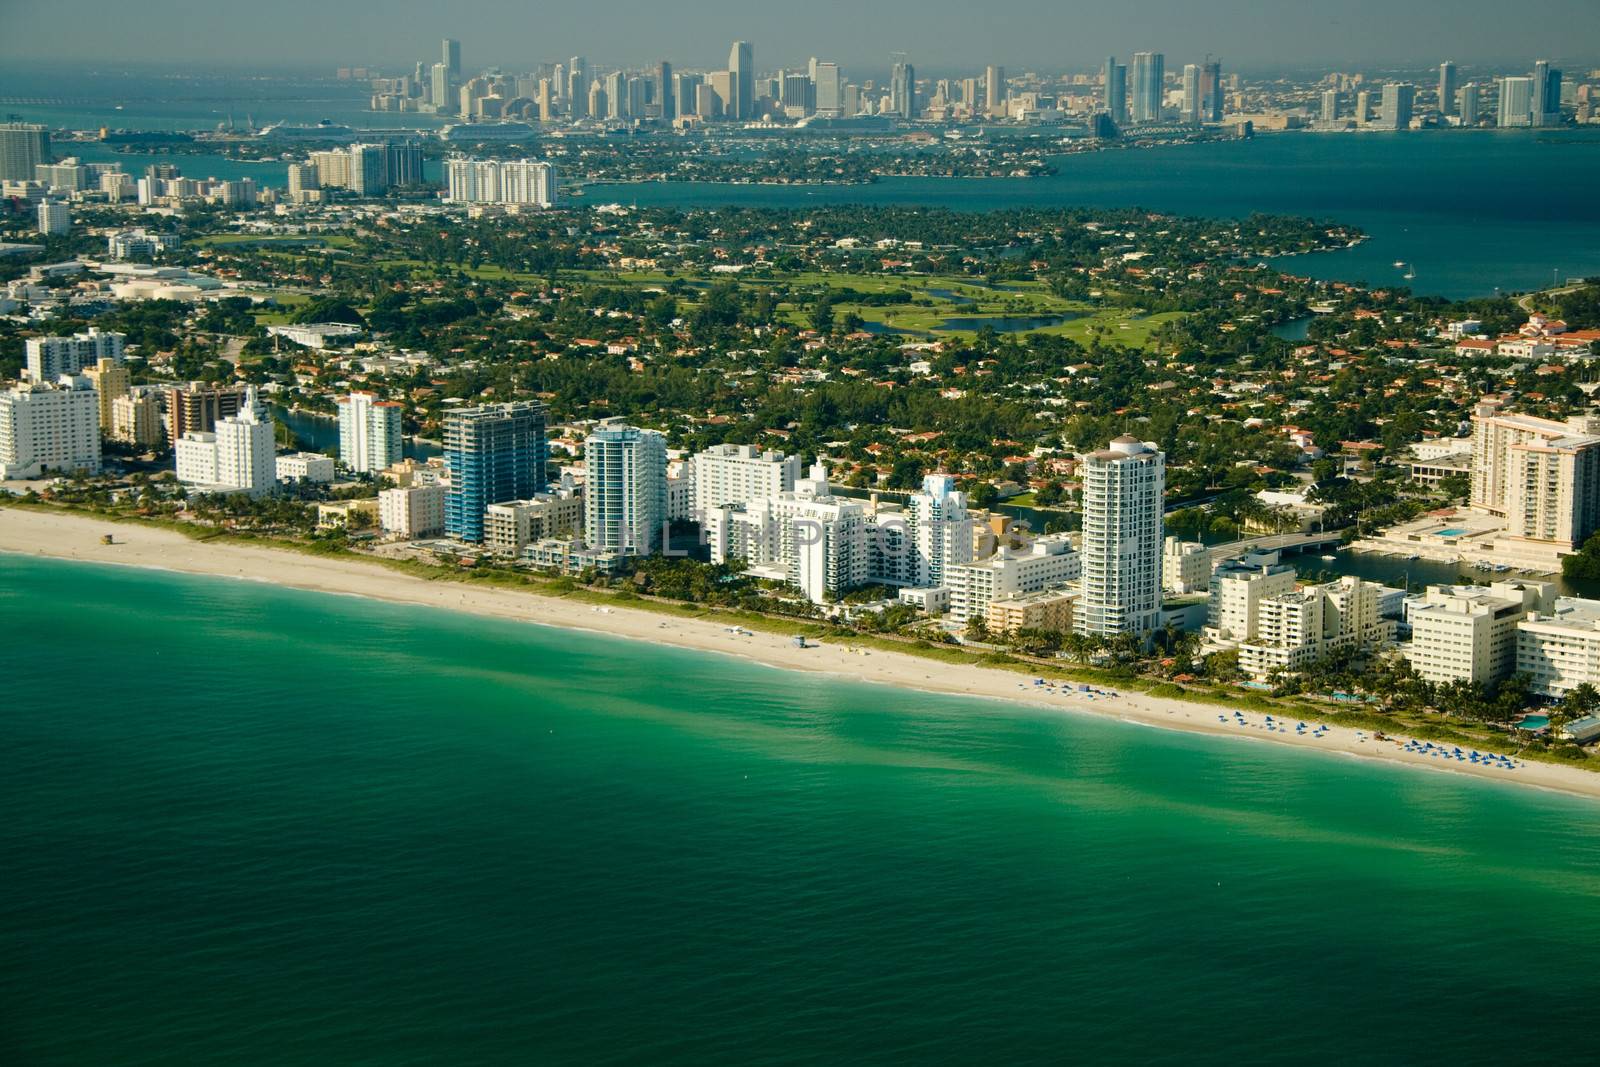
1101 53 1222 127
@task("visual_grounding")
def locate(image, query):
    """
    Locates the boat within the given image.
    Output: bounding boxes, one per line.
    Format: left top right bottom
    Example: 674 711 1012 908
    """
1393 260 1406 268
1320 554 1337 561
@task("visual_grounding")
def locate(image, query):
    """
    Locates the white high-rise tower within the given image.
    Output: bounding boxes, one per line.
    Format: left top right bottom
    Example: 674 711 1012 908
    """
1076 437 1166 637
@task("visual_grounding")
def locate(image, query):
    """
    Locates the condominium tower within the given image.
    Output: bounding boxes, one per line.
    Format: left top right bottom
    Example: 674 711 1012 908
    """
444 402 549 542
584 421 668 556
337 391 403 473
1076 437 1166 637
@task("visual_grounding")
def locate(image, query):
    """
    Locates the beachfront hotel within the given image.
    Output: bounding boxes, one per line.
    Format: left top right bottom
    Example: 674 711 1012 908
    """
174 391 276 496
1075 437 1165 638
899 474 975 590
584 421 668 557
1517 598 1600 699
710 463 869 604
0 376 101 480
1403 581 1554 685
946 534 1081 626
1204 550 1299 647
1234 576 1394 680
691 443 801 527
444 401 548 543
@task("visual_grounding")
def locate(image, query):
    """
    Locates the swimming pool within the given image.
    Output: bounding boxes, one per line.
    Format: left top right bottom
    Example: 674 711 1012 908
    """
1436 527 1470 537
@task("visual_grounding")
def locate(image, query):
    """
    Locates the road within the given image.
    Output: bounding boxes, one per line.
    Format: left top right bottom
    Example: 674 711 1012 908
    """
1517 281 1588 313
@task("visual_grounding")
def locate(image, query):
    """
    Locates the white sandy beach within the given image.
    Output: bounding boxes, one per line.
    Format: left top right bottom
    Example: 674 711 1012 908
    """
3 505 1597 801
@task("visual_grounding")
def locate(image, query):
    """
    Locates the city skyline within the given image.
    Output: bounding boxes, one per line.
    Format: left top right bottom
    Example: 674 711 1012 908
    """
4 0 1599 70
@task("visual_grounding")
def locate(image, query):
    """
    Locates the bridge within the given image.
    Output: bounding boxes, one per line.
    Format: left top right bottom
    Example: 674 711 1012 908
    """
1205 530 1346 561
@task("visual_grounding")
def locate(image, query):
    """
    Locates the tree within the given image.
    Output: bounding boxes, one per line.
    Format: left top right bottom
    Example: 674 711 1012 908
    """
887 456 925 490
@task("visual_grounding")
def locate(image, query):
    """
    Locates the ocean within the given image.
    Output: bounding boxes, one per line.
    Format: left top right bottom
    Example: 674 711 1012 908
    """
4 552 1600 1064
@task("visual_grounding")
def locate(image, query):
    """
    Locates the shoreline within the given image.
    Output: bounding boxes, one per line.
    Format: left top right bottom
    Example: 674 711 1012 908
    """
4 506 1597 802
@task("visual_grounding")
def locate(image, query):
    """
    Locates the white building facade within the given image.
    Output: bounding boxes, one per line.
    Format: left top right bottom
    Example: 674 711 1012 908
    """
1076 437 1165 637
337 392 403 474
0 377 101 479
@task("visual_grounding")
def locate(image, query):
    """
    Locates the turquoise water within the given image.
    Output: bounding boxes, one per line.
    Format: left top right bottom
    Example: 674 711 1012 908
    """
593 132 1600 298
5 552 1600 1063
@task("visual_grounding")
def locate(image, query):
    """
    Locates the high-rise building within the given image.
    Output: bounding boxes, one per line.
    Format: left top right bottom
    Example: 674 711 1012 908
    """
568 56 589 115
812 63 842 118
1438 61 1459 116
35 200 70 236
1130 52 1165 123
1076 436 1165 637
82 358 130 433
627 75 651 120
110 393 162 447
0 122 49 182
890 57 916 119
25 329 125 382
1103 56 1127 122
1532 60 1562 126
445 158 557 207
1499 76 1534 127
605 71 626 119
692 444 800 524
0 377 101 479
1471 399 1600 553
709 463 868 603
1320 89 1340 127
1200 60 1223 122
286 163 319 202
584 421 668 557
729 41 754 120
431 63 452 113
213 392 277 495
347 144 387 196
904 473 973 588
985 65 1006 118
175 388 275 495
1355 89 1372 125
336 391 403 473
444 402 548 543
1380 82 1414 130
167 383 247 445
1459 82 1481 125
780 72 811 115
655 61 675 121
676 72 705 118
1203 550 1299 645
1182 64 1201 123
443 38 461 81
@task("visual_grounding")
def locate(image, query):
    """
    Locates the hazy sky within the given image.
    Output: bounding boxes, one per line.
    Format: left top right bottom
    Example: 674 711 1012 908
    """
3 0 1596 73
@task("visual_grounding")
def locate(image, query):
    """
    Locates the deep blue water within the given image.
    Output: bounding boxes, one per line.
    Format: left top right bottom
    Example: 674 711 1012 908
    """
587 131 1600 298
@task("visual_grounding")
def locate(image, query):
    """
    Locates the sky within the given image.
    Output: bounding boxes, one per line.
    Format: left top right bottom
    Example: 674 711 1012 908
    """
3 0 1597 74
